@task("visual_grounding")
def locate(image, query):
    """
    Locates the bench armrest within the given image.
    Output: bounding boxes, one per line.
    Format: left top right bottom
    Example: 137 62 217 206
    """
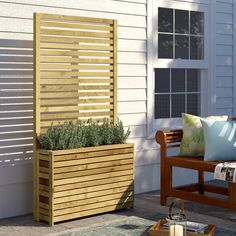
155 129 183 158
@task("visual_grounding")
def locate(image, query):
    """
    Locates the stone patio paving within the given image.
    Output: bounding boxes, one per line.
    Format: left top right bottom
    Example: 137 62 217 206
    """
1 191 236 235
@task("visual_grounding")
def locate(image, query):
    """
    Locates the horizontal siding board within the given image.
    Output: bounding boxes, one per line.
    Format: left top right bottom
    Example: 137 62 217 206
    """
135 149 160 166
118 65 146 76
216 34 233 45
216 45 233 55
216 76 232 87
118 52 146 64
216 23 233 34
128 125 146 138
118 113 146 126
216 2 233 13
0 163 32 186
118 39 146 52
118 76 146 89
118 101 146 114
216 55 233 66
216 66 233 76
215 108 233 116
0 3 146 28
118 89 146 101
216 87 233 97
216 12 233 23
216 98 233 108
0 0 146 16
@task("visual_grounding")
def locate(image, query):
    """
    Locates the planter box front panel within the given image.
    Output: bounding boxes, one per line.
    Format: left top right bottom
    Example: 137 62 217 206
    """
36 143 134 225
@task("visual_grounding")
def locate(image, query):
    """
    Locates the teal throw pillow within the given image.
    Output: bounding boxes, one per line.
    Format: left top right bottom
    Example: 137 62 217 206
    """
200 119 236 161
179 113 228 156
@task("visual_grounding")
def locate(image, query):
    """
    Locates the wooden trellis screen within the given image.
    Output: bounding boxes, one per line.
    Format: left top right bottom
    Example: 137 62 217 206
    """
34 13 117 136
33 13 118 220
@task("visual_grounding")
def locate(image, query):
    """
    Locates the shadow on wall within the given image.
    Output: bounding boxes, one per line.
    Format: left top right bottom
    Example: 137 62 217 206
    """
0 38 33 167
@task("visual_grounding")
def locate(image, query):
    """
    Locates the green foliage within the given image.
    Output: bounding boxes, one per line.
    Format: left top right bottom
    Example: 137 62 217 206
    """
38 119 131 150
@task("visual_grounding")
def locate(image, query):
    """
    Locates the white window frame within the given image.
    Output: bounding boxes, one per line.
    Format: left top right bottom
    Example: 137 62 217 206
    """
147 0 213 138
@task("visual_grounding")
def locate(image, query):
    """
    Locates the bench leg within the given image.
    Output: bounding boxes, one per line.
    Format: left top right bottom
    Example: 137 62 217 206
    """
198 170 204 195
228 182 236 204
160 163 172 206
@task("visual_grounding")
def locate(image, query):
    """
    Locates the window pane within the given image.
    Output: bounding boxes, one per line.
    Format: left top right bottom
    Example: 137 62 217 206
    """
190 36 204 59
171 69 185 92
190 11 204 35
158 8 173 33
155 68 170 93
175 9 189 34
187 69 200 92
155 94 170 118
175 35 189 59
187 94 200 115
158 34 173 58
172 94 185 118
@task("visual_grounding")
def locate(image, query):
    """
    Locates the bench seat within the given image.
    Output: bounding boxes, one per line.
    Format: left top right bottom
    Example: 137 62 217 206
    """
156 129 236 211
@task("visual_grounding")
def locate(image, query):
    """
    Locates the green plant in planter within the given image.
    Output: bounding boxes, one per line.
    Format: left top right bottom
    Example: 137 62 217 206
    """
38 119 131 150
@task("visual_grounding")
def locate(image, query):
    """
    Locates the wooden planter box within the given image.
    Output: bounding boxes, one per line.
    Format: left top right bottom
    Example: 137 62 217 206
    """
35 143 134 226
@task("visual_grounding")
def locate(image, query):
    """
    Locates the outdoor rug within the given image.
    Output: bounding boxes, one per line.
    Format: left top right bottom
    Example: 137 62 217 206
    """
52 214 236 236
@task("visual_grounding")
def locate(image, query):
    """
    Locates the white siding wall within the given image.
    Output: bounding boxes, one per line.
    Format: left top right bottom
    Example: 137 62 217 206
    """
1 0 236 219
215 0 234 116
0 0 157 219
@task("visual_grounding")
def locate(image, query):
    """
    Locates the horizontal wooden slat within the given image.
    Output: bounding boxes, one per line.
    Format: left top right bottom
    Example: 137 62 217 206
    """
49 143 134 156
40 112 77 120
54 174 133 192
40 99 78 106
54 196 133 216
39 207 49 216
54 169 133 186
40 64 113 70
41 71 113 77
39 166 49 174
54 202 133 223
40 92 78 99
41 106 78 113
54 149 133 163
77 105 113 110
40 50 113 57
41 29 113 38
54 159 133 174
54 191 133 210
54 164 133 180
78 111 113 117
78 98 113 103
40 57 113 64
39 202 49 210
39 172 49 179
39 190 49 198
54 179 133 198
54 185 134 204
40 36 113 45
40 43 113 51
41 85 78 92
41 21 113 31
39 13 114 24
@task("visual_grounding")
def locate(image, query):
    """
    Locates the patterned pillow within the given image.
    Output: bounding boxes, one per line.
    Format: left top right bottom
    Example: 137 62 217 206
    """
179 113 228 156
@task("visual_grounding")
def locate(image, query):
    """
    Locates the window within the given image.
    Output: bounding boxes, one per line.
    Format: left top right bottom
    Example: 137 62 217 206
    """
147 0 210 134
158 8 204 60
154 69 201 119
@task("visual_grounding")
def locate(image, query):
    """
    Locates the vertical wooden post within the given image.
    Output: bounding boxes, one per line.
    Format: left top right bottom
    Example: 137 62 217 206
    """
113 20 118 124
33 12 41 221
49 153 54 226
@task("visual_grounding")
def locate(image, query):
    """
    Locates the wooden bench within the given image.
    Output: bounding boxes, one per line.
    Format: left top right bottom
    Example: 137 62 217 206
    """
156 129 236 210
